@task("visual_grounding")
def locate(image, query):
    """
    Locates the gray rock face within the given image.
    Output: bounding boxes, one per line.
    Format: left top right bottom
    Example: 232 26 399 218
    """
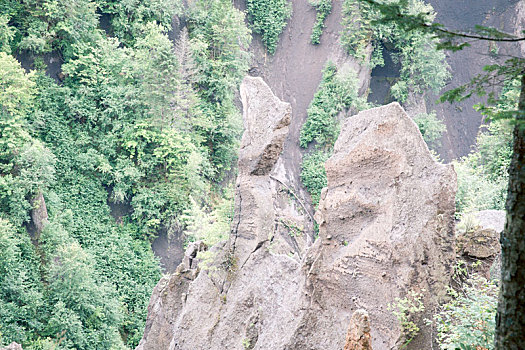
456 210 505 280
137 96 456 350
457 210 505 259
27 192 48 240
289 103 456 349
238 76 291 176
1 343 23 350
475 210 506 235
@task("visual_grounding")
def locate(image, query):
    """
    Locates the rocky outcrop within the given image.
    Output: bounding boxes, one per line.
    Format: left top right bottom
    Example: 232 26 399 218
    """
1 343 23 350
475 210 506 235
288 102 456 349
456 210 505 279
137 94 456 349
457 210 504 259
27 192 48 240
137 76 308 350
344 310 373 350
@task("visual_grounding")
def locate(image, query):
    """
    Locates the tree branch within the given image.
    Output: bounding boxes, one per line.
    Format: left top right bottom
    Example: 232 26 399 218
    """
425 23 525 43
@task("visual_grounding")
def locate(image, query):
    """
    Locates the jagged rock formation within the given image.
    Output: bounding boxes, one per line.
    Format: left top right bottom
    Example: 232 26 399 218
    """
0 343 23 350
289 102 456 349
137 87 456 350
344 309 373 350
456 210 505 279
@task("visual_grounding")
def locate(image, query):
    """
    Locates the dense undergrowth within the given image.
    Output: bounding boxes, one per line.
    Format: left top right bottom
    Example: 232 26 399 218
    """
0 0 249 348
432 265 499 349
454 79 517 217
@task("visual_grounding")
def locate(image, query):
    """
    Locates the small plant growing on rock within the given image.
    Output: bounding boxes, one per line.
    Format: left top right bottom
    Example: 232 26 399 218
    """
280 218 303 237
388 290 425 347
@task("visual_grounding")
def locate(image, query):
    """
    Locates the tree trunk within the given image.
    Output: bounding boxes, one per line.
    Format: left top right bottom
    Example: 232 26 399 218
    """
494 73 525 349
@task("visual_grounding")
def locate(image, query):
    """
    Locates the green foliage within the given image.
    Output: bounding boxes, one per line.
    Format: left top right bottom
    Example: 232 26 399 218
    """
9 0 100 58
388 290 425 347
433 274 498 350
0 55 56 229
454 119 513 216
187 0 251 175
44 241 124 350
450 72 516 217
182 185 234 246
246 0 291 54
0 15 14 53
341 0 374 61
0 219 44 346
0 0 251 347
300 62 365 149
309 0 332 45
341 0 450 103
96 0 181 46
299 62 366 206
412 111 446 147
0 52 35 116
300 150 330 206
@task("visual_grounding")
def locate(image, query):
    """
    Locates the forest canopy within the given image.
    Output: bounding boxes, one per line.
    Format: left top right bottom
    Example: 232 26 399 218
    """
0 0 250 348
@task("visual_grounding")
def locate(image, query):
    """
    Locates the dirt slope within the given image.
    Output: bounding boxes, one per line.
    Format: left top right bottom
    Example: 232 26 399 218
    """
237 0 370 206
428 0 522 160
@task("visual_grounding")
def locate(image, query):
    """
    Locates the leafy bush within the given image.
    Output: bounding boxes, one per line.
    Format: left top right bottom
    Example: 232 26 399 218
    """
453 77 515 217
388 290 425 347
309 0 332 45
299 62 366 206
299 62 365 149
341 0 374 61
390 33 450 102
300 150 330 206
433 274 498 350
454 119 512 216
96 0 181 46
187 0 251 176
0 219 44 346
43 240 124 350
0 52 35 116
8 0 100 58
454 158 508 216
412 111 446 147
246 0 291 54
182 185 235 246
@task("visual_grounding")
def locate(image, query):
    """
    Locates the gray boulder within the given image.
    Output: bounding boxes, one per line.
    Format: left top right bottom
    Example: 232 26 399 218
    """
457 210 505 259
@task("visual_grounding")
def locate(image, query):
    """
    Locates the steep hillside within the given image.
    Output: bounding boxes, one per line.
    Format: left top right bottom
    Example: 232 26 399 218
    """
238 0 370 211
428 0 522 160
